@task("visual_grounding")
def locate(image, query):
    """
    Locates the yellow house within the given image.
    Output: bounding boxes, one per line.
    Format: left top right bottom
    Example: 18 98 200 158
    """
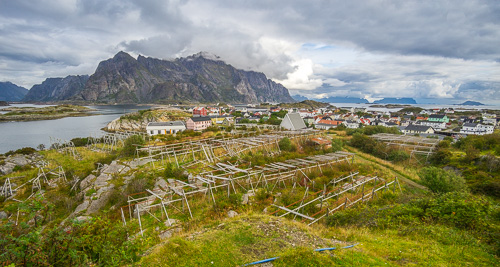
210 115 234 125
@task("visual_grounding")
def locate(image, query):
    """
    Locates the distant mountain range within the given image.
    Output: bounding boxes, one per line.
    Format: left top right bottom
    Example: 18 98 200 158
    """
373 98 417 104
292 95 369 103
292 95 416 104
0 82 28 101
21 51 294 104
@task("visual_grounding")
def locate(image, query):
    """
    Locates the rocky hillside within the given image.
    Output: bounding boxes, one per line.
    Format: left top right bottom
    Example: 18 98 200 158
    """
23 75 89 102
0 82 28 101
105 108 191 132
24 52 294 104
76 51 294 104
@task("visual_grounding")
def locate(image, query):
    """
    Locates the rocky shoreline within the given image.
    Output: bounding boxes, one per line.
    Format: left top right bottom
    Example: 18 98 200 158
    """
104 107 191 132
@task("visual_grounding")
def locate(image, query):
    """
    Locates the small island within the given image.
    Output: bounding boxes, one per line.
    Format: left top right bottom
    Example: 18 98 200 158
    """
369 104 413 109
459 100 484 106
0 104 95 121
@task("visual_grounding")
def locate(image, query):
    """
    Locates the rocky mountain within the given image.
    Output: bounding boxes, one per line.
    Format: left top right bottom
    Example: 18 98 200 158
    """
74 51 294 104
23 75 89 102
0 82 28 101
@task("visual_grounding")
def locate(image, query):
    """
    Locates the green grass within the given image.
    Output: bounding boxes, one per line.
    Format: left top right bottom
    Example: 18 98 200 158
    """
138 213 499 266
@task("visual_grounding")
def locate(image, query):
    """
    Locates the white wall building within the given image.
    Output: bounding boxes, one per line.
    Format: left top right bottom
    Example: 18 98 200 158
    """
460 123 494 135
146 121 186 136
280 113 307 130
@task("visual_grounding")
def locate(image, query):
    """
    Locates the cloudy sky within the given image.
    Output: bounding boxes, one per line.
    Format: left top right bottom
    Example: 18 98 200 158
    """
1 0 499 103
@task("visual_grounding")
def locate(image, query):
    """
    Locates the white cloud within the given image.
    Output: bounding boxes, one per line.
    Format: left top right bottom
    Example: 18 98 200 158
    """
274 59 323 90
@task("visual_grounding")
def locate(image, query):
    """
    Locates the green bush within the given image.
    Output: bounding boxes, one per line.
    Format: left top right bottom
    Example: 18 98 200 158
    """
427 192 492 230
163 163 188 181
70 137 89 147
429 148 452 165
4 147 37 156
121 135 145 157
419 167 466 194
254 188 271 202
388 150 410 162
326 192 492 231
278 137 294 152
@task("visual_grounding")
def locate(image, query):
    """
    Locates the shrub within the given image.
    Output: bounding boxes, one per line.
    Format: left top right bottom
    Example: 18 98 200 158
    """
163 163 188 181
4 147 37 156
254 188 271 202
427 192 492 230
70 137 89 147
419 167 466 194
388 149 410 162
429 148 452 165
278 137 293 152
437 140 451 148
121 135 145 157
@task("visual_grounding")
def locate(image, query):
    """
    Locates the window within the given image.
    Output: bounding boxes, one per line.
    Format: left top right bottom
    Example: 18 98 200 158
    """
150 130 154 134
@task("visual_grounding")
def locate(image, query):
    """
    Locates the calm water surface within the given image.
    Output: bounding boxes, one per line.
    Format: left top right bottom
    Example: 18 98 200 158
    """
0 105 150 154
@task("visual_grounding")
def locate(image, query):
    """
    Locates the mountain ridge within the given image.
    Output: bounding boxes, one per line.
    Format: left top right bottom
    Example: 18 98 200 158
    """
25 52 294 104
23 75 89 102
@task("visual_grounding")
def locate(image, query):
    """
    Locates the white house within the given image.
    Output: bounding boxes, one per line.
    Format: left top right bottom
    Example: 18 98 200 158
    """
146 121 186 136
280 113 307 130
343 120 359 129
460 123 494 135
402 125 435 135
416 120 446 130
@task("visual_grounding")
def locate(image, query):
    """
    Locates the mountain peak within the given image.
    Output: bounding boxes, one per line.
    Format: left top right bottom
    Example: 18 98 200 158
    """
187 51 221 61
113 51 135 61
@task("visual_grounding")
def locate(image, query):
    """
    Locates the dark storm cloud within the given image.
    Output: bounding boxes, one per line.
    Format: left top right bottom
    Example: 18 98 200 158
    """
0 0 499 102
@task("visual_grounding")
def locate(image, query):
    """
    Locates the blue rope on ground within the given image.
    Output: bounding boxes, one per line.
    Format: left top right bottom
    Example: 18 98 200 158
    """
243 243 359 266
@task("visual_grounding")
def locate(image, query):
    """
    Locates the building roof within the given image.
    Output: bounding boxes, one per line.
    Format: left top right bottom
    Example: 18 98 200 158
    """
419 120 443 124
429 114 446 119
209 115 233 119
280 113 307 130
147 121 185 127
317 120 341 125
463 123 478 127
404 125 433 132
189 116 212 122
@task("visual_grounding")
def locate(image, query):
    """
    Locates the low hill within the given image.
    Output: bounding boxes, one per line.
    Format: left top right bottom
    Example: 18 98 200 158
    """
373 98 417 104
279 100 332 109
459 100 484 106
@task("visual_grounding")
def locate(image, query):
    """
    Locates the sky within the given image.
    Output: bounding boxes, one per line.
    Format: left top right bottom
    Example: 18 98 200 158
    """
1 0 499 104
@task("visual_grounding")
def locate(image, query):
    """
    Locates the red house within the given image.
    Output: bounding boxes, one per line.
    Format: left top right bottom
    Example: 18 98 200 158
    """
193 107 207 116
